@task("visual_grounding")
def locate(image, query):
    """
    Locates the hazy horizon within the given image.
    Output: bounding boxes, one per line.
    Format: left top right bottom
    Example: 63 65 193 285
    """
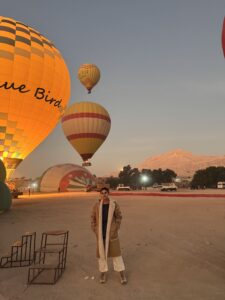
10 147 225 179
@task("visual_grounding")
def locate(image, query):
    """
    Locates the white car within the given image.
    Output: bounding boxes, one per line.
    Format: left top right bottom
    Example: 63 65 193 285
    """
160 183 177 192
116 186 131 191
152 184 162 189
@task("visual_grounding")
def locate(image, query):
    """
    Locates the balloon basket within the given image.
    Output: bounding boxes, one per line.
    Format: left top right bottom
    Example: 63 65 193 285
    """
82 162 92 167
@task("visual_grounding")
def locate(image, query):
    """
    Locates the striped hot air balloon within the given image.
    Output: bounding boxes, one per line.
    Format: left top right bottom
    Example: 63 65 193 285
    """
78 64 100 94
222 17 225 57
61 102 111 166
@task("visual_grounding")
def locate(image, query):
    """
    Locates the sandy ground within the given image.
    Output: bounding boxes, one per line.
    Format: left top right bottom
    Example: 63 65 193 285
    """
0 191 225 300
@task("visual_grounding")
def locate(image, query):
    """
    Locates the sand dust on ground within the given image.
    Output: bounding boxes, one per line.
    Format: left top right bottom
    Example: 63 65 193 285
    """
0 192 225 300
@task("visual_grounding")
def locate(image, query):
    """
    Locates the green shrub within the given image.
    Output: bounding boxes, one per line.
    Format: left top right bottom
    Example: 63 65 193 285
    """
0 181 12 212
0 160 6 182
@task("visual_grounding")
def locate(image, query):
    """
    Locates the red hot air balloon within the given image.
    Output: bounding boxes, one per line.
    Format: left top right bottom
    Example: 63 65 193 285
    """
222 17 225 57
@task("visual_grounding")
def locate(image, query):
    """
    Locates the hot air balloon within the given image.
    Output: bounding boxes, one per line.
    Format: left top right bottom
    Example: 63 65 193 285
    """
222 17 225 57
78 64 100 94
0 16 71 177
61 102 111 166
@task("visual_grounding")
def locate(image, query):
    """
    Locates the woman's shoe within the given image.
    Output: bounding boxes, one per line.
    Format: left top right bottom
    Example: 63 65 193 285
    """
120 271 127 284
99 272 106 283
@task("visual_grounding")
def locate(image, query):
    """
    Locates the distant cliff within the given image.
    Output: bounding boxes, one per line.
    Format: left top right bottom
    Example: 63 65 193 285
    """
138 149 225 177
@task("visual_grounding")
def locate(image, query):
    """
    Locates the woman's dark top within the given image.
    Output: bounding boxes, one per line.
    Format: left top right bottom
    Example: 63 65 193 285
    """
102 203 109 239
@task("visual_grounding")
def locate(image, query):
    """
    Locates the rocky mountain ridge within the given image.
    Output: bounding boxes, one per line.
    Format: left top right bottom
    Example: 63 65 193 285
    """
138 149 225 177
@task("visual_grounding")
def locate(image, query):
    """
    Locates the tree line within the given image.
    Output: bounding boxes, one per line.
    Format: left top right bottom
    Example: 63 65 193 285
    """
105 165 225 189
105 165 177 189
190 166 225 189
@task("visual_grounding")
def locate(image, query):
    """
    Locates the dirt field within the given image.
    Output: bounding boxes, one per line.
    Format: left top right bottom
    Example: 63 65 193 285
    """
0 192 225 300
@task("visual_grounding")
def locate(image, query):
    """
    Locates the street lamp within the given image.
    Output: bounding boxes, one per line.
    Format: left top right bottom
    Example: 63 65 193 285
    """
140 174 151 190
141 175 149 183
31 182 38 193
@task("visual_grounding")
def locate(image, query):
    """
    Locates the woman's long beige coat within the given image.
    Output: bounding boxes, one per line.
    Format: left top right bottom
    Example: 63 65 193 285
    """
91 198 122 258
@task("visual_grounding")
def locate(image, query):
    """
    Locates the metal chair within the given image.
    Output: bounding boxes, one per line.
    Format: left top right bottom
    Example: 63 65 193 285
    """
0 232 36 268
28 230 69 284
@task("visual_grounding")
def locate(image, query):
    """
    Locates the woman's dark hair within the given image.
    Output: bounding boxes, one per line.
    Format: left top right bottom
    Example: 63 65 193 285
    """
100 187 109 193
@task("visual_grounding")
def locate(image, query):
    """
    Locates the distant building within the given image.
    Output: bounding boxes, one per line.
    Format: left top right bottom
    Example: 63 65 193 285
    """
6 177 32 193
39 164 95 192
175 176 192 188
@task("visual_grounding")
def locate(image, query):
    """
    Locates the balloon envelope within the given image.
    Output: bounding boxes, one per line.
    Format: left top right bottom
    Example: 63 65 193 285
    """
78 64 100 93
222 17 225 57
0 17 71 177
61 102 111 164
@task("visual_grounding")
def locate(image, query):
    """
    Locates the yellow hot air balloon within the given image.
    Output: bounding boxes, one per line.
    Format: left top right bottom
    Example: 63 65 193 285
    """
61 102 111 166
78 64 100 94
0 16 71 177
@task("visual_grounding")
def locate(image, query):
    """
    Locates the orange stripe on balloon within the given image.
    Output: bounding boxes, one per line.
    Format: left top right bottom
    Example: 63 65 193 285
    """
62 112 111 123
67 133 106 140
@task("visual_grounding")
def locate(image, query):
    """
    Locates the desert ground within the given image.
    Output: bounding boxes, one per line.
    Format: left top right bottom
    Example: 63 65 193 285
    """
0 191 225 300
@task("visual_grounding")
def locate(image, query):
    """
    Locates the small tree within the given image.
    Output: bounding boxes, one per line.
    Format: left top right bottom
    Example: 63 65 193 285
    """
105 176 120 189
118 165 133 186
191 166 225 188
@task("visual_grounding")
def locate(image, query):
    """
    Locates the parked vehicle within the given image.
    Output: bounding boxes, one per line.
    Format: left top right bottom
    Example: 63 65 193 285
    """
217 182 225 189
160 183 177 192
116 186 131 191
152 183 162 188
116 184 131 191
11 189 23 198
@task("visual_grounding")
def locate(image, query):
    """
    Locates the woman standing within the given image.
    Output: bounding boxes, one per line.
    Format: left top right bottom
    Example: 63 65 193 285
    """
91 187 127 284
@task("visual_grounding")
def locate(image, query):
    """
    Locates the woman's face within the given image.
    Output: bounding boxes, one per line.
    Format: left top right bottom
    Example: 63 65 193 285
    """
100 189 109 200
